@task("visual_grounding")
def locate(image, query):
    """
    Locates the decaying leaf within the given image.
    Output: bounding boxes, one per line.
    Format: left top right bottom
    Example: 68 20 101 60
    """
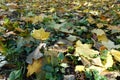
21 14 46 23
75 65 85 72
87 16 96 24
102 40 120 50
91 29 108 42
87 65 105 74
74 40 99 59
26 43 46 64
96 23 104 28
110 49 120 62
101 70 120 80
91 57 103 67
31 28 50 40
27 58 42 77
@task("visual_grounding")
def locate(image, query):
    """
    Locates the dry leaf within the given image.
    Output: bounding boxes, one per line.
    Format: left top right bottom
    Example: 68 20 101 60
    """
104 52 113 69
96 23 104 28
21 14 46 24
75 65 85 72
26 43 46 64
102 40 120 50
74 40 99 59
91 57 103 67
27 58 42 77
101 70 120 80
87 65 105 73
31 28 50 40
110 49 120 62
87 16 96 24
92 29 108 42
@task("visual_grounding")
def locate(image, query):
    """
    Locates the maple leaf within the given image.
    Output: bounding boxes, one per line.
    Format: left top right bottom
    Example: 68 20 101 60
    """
27 58 42 77
92 29 108 42
31 28 50 40
74 40 99 59
110 49 120 62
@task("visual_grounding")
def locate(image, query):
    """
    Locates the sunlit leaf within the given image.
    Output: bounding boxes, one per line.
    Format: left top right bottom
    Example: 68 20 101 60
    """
74 40 99 59
31 28 50 40
75 65 85 72
91 57 103 67
110 49 120 62
104 52 113 69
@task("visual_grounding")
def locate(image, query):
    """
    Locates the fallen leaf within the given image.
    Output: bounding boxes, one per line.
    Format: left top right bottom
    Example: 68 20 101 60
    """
21 14 46 24
91 57 103 67
110 49 120 62
87 16 96 24
102 40 120 50
87 65 105 74
96 23 104 28
66 35 77 42
104 52 113 69
101 70 120 80
26 43 46 64
27 58 42 77
91 29 108 42
75 65 85 72
31 28 50 40
74 40 99 59
81 56 91 67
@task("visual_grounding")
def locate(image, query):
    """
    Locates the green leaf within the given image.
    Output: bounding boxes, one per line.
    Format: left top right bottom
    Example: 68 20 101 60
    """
9 71 15 80
14 69 22 79
58 52 64 60
43 64 54 72
45 72 53 79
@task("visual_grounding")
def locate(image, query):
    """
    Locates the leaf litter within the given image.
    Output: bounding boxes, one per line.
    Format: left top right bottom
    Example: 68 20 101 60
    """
0 0 120 80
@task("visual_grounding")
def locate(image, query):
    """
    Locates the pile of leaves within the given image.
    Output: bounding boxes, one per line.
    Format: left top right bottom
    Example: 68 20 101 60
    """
0 0 120 80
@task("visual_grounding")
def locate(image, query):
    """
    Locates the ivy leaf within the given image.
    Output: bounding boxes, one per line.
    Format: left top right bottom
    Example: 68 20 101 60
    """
31 28 50 40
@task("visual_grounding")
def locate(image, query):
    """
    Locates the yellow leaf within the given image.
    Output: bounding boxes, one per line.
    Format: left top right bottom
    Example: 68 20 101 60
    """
110 49 120 62
104 52 113 68
74 40 99 59
87 65 105 73
75 65 85 72
31 28 50 40
96 23 104 28
87 16 96 24
27 58 42 77
92 29 108 42
49 7 55 13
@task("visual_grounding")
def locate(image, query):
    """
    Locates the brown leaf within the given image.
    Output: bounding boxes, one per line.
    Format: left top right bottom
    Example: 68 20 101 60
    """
26 43 46 64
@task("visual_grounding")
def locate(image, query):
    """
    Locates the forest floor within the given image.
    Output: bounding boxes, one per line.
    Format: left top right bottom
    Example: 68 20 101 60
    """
0 0 120 80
